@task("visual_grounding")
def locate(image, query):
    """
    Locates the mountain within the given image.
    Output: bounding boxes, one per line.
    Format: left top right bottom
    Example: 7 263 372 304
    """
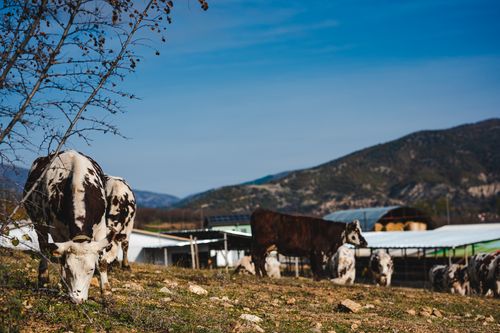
133 190 180 208
0 165 179 208
177 119 500 217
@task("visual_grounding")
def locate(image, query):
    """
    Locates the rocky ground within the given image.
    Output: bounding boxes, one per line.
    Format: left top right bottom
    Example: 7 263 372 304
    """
1 248 499 332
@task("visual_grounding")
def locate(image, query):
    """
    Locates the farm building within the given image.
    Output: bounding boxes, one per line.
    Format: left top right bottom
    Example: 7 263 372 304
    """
324 205 431 232
353 222 500 287
163 229 252 268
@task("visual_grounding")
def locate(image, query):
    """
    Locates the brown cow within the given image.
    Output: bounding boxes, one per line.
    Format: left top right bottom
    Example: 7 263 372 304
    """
250 208 367 280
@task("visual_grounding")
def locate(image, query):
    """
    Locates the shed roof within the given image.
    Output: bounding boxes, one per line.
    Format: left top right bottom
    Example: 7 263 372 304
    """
204 214 251 228
361 223 500 249
324 206 430 231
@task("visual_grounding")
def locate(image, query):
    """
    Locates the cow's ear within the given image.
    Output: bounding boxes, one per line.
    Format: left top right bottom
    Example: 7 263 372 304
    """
352 219 361 229
49 241 72 257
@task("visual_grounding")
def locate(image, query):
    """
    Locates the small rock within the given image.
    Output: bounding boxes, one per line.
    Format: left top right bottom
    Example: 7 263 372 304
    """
161 297 172 302
155 270 161 273
271 299 280 307
432 309 443 318
160 287 172 294
475 315 485 321
406 309 416 316
239 313 263 323
243 307 251 312
286 297 296 305
364 304 375 310
123 282 143 291
464 313 472 318
188 284 208 295
90 277 99 288
311 322 322 333
419 306 432 317
162 279 179 288
426 319 432 324
485 316 494 323
338 299 362 313
351 323 359 330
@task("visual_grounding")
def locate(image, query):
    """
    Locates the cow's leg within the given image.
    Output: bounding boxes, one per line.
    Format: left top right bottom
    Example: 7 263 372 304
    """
98 258 111 295
121 240 131 270
36 225 50 288
310 252 324 281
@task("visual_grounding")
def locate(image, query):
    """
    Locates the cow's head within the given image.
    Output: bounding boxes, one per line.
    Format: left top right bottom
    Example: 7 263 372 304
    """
50 237 111 304
371 251 393 286
344 220 368 247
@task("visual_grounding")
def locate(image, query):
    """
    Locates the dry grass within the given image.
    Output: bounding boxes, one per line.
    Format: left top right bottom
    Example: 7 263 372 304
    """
1 248 499 333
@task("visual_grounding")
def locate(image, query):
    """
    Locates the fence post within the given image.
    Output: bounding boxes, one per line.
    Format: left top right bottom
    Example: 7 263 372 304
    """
294 257 299 278
189 235 196 269
224 232 229 273
194 237 200 269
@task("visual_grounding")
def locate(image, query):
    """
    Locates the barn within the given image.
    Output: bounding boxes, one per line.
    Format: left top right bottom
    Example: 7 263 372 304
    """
324 205 432 232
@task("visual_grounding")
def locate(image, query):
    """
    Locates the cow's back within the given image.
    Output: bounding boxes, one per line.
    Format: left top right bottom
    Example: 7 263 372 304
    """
251 208 314 256
24 150 107 242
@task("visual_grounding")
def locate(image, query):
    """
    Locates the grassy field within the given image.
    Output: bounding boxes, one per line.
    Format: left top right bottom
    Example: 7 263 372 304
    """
1 248 499 333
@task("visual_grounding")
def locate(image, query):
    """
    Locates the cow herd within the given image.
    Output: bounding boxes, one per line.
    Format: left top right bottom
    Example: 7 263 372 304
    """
430 251 500 297
18 150 500 304
23 150 136 303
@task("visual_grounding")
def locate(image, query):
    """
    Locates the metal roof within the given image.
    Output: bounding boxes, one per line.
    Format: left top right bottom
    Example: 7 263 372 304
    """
324 205 430 231
361 223 500 249
204 214 251 227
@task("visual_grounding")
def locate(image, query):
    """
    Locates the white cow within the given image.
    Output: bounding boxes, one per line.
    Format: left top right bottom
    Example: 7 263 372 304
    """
329 245 355 285
265 251 281 278
369 250 394 287
234 252 281 278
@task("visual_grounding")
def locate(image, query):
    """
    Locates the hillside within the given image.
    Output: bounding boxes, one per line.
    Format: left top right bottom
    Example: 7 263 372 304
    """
178 119 500 218
1 248 499 332
133 190 180 208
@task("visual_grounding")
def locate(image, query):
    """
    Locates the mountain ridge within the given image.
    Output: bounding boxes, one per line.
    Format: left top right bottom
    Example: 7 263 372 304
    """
177 118 500 218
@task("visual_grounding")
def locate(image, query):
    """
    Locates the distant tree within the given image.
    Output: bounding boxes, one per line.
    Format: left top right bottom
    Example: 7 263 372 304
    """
0 0 208 235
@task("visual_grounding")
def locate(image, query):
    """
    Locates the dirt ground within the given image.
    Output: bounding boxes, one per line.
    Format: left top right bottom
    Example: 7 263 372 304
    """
1 248 499 333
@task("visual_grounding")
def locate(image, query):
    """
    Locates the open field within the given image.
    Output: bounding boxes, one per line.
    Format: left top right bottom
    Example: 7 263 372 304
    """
1 248 499 333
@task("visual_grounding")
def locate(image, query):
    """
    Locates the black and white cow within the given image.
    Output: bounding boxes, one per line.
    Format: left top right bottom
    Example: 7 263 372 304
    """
469 251 500 296
446 264 469 295
369 250 394 287
429 265 448 292
234 252 281 278
101 176 136 278
486 254 500 298
24 150 113 304
329 245 356 285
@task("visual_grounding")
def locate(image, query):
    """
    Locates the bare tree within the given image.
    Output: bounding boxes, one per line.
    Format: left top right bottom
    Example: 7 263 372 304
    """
0 0 208 234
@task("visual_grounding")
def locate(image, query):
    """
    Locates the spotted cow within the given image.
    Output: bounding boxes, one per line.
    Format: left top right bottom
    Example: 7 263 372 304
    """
23 150 113 303
486 254 500 298
446 264 469 295
234 255 256 275
329 245 356 285
95 175 136 289
469 251 500 296
369 250 394 287
429 265 448 292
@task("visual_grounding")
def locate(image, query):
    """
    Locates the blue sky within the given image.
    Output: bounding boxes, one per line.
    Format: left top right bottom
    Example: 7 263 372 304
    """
39 0 500 197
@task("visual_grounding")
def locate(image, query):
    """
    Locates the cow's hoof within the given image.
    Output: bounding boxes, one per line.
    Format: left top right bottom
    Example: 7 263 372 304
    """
122 264 131 271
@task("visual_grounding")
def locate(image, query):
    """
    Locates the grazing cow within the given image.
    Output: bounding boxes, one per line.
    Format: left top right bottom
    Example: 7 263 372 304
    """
234 255 256 275
329 245 356 285
468 252 500 296
446 264 469 295
250 208 367 280
429 265 448 292
265 251 281 278
369 250 394 287
102 176 136 270
23 150 113 304
486 254 500 297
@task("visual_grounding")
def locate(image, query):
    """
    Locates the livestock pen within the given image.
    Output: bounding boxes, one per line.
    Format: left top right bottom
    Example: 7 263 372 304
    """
354 223 500 287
